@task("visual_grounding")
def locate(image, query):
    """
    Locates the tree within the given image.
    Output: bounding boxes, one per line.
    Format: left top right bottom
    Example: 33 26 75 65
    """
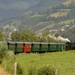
11 29 39 42
42 30 50 37
20 29 38 42
0 30 6 41
11 31 21 41
42 30 50 42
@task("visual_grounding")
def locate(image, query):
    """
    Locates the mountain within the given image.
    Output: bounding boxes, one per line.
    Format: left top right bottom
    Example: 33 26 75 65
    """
9 0 65 30
1 0 75 42
0 0 42 19
0 0 43 28
0 0 64 26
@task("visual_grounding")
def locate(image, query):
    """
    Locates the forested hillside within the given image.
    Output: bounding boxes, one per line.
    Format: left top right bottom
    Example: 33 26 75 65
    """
1 0 75 42
0 0 42 22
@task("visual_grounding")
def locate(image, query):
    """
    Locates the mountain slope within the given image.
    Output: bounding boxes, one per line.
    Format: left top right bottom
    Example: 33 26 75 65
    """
0 0 42 19
11 0 65 30
1 0 75 42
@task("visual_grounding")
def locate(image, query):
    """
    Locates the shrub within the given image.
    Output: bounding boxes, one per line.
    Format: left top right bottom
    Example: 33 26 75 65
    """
37 64 56 75
0 43 7 63
17 63 23 75
28 66 37 75
6 60 14 74
6 59 23 75
5 55 15 74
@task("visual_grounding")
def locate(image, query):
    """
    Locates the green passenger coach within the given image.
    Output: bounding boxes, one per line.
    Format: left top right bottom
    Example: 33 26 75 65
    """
7 42 66 54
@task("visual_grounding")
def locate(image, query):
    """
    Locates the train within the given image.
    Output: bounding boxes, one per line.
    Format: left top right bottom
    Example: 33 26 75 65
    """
7 41 75 54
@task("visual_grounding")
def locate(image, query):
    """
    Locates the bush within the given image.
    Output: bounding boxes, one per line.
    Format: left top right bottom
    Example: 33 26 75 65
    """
0 43 7 63
5 55 15 74
6 57 23 75
6 60 14 74
37 64 56 75
17 63 23 75
28 66 37 75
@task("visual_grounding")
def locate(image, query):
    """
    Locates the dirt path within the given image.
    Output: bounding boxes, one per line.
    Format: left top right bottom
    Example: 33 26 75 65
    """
0 67 12 75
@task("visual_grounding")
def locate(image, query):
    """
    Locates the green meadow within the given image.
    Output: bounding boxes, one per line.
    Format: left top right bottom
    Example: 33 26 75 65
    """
15 50 75 75
59 19 75 25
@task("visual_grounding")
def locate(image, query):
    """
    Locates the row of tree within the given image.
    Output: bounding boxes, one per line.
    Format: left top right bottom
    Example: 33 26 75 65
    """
0 29 64 42
11 29 63 42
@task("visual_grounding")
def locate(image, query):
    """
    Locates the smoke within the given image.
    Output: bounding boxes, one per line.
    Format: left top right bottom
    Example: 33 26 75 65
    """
57 36 70 42
48 34 70 42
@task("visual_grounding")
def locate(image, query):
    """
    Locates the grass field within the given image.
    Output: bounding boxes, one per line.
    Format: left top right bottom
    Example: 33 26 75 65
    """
59 19 75 25
50 11 68 18
15 50 75 75
63 0 75 5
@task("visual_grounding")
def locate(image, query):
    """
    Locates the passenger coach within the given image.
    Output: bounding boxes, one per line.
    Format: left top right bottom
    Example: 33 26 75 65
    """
7 42 66 54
